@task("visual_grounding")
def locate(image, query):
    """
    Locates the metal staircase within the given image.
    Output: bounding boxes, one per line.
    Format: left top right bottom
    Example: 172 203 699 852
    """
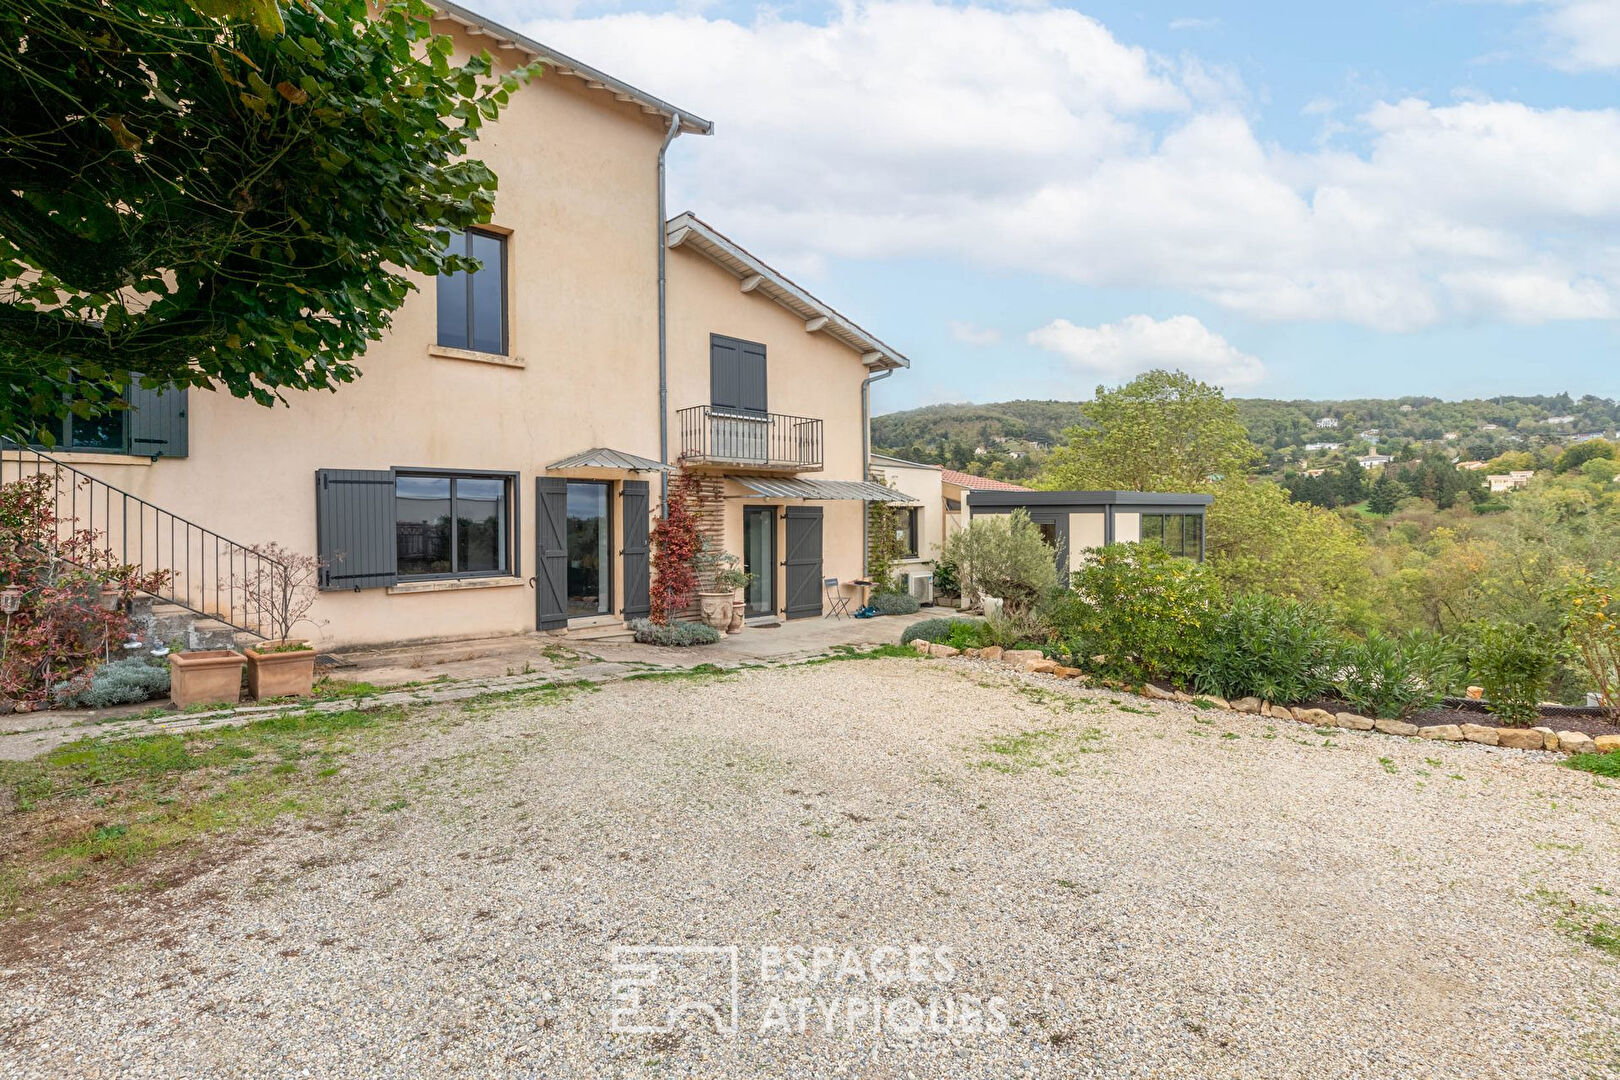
1 445 283 639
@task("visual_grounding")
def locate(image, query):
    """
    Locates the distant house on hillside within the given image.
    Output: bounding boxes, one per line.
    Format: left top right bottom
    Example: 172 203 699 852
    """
1456 460 1488 471
1315 417 1340 429
1399 404 1414 412
1303 468 1328 478
1304 442 1342 452
1358 454 1393 469
1487 470 1534 493
1548 415 1576 425
1571 433 1608 444
1480 423 1500 431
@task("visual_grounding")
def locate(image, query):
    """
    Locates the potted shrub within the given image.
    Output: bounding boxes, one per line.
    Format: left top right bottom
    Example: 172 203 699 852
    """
693 539 746 633
236 542 325 699
712 559 752 634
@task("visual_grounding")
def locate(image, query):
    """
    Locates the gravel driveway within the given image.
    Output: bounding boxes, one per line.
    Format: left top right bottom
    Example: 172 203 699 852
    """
4 657 1619 1079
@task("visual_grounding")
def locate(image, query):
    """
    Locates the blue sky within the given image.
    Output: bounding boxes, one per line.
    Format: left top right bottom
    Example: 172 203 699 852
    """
483 0 1620 412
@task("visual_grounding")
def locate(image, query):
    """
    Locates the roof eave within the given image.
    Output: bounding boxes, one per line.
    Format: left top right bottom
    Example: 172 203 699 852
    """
428 2 713 135
667 213 911 371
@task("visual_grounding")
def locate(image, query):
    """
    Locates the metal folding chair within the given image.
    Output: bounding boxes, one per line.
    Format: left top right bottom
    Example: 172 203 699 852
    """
823 577 853 619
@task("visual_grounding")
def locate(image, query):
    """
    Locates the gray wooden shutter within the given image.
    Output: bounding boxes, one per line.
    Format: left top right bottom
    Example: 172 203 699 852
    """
710 335 741 413
783 506 824 619
126 380 188 458
536 477 568 629
315 469 397 590
739 340 767 416
621 480 650 620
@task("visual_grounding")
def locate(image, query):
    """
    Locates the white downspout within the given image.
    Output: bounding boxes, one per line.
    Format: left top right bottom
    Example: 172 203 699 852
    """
657 111 682 513
860 366 894 574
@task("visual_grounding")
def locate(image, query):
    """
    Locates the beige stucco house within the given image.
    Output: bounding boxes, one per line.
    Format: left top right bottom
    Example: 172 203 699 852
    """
4 4 909 648
868 453 946 595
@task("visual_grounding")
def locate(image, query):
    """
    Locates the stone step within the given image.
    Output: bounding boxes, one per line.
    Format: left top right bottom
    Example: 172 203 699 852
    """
553 623 636 644
129 598 257 651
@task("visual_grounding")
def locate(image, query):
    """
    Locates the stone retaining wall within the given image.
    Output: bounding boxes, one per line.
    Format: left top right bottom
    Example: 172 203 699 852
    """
913 640 1619 757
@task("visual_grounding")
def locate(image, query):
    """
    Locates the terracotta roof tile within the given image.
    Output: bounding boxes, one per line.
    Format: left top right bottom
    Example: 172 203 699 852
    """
939 469 1032 492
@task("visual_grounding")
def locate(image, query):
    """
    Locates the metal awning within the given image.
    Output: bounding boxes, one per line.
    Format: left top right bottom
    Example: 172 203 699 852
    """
735 478 911 502
545 448 669 472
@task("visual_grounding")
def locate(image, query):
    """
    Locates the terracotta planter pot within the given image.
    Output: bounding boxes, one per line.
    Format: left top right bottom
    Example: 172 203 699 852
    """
244 641 317 700
697 591 734 632
169 650 246 708
97 588 121 612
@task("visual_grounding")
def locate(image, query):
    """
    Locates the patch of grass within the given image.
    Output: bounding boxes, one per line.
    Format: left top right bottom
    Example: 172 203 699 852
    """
798 643 921 666
0 705 406 922
1564 750 1620 778
1117 705 1154 716
622 665 731 684
461 679 601 709
540 644 586 666
1015 685 1078 714
971 725 1106 774
1379 757 1398 775
1190 698 1218 710
1534 887 1620 959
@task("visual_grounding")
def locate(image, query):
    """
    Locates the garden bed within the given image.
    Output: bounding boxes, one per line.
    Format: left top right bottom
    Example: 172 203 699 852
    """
1409 701 1620 738
1235 692 1620 739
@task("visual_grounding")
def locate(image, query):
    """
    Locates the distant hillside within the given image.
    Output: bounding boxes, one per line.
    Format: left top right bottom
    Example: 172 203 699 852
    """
873 393 1620 475
870 400 1083 455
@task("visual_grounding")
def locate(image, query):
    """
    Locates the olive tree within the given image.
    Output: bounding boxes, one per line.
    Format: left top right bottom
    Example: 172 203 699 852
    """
0 0 534 439
941 509 1057 613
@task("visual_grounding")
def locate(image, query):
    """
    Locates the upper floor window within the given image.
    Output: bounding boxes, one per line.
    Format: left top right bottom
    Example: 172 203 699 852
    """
1140 513 1203 560
437 229 508 355
710 334 767 417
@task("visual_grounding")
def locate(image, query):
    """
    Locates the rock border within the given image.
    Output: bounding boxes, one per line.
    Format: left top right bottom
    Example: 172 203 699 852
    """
915 640 1618 758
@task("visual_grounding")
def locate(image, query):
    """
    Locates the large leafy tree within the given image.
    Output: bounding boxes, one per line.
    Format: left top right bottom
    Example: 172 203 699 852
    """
1201 477 1376 625
0 0 534 439
1038 370 1258 492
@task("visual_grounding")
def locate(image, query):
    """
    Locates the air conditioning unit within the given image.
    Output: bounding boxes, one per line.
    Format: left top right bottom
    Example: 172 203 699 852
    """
908 573 934 605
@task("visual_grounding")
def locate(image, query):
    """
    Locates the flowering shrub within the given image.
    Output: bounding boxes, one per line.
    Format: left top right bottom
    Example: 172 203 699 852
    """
649 467 702 626
1558 568 1620 718
0 474 169 708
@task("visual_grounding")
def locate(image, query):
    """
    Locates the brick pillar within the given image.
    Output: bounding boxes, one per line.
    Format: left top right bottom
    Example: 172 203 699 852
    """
680 471 728 620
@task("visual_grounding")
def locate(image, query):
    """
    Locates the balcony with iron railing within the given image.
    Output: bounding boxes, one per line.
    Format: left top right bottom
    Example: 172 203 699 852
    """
676 406 824 472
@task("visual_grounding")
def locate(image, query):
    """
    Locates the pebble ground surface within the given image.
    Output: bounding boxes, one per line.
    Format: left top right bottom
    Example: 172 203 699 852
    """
3 657 1619 1079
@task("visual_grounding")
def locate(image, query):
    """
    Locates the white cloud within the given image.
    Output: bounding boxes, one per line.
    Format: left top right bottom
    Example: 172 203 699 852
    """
1168 16 1220 31
1536 0 1620 71
523 1 1620 331
947 320 1002 346
1027 314 1265 388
